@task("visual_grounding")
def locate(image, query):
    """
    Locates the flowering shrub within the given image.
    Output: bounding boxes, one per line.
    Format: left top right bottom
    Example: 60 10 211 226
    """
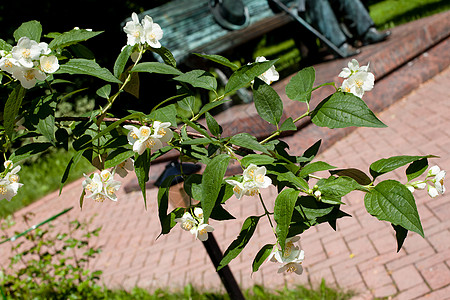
0 14 445 276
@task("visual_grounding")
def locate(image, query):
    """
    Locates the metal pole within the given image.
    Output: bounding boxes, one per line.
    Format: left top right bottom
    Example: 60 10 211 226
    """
269 0 346 58
202 233 245 300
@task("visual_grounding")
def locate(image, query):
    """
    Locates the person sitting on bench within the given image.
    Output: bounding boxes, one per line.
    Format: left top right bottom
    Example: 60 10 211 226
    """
300 0 390 57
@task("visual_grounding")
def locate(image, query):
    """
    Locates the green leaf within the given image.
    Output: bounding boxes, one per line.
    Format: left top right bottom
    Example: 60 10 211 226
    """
79 189 86 209
205 112 222 137
279 117 297 132
131 62 182 75
364 180 424 237
48 29 102 49
392 224 408 252
225 59 277 94
4 85 26 139
201 154 230 222
193 53 239 70
275 171 309 191
229 133 270 154
285 66 315 102
60 150 83 193
182 118 213 140
252 244 274 273
298 161 336 178
311 92 386 128
252 78 283 126
184 174 203 200
157 175 177 234
317 176 365 204
57 59 122 84
114 45 133 78
241 154 275 168
37 114 56 145
96 84 111 99
218 216 260 270
174 70 217 91
370 155 434 179
148 104 177 127
104 148 134 169
177 96 197 118
135 150 151 209
274 188 300 252
406 158 429 182
10 142 52 164
151 46 177 68
0 39 12 51
198 99 231 117
14 20 42 42
329 168 372 185
180 137 214 146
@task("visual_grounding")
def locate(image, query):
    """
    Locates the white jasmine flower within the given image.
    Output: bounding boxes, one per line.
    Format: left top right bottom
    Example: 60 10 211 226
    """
100 170 113 182
269 236 305 275
277 256 305 275
39 55 59 74
175 212 197 231
251 56 279 85
11 37 42 68
152 121 173 143
82 173 103 195
104 178 121 201
115 158 134 178
426 165 446 198
4 165 21 184
123 125 163 155
142 15 163 48
225 179 259 199
193 207 204 220
12 67 46 89
243 164 272 189
0 56 21 75
406 181 427 193
194 223 214 241
345 71 375 98
0 178 23 201
38 42 51 55
3 160 13 170
427 165 441 177
338 59 367 78
123 13 145 46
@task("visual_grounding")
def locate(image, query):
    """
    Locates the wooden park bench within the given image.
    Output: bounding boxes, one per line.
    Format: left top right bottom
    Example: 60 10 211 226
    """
133 0 345 66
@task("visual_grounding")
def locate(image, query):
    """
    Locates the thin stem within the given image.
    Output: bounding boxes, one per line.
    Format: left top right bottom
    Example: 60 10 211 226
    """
258 193 275 233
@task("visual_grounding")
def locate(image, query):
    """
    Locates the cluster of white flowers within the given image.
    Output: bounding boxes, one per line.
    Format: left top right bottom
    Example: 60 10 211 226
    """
226 164 272 200
0 37 59 89
124 121 173 155
268 236 305 275
82 170 121 202
407 165 446 198
123 12 163 48
0 161 23 201
338 59 374 98
250 56 279 85
174 207 214 241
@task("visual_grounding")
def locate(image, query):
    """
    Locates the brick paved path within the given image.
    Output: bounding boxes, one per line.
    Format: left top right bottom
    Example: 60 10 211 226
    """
1 16 450 300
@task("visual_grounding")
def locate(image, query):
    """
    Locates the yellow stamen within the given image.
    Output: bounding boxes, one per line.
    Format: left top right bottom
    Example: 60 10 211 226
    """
355 80 363 88
146 139 156 149
256 174 264 183
24 70 35 81
141 128 150 137
130 132 138 139
286 264 297 273
158 128 166 136
93 194 105 202
9 175 19 183
0 187 7 195
22 49 31 58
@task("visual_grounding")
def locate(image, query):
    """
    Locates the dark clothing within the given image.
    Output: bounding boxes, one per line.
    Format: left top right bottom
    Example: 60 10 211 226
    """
304 0 374 47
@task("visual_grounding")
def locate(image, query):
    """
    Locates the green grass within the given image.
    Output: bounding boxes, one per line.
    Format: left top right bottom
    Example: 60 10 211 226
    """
0 148 94 218
101 281 355 300
369 0 450 30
